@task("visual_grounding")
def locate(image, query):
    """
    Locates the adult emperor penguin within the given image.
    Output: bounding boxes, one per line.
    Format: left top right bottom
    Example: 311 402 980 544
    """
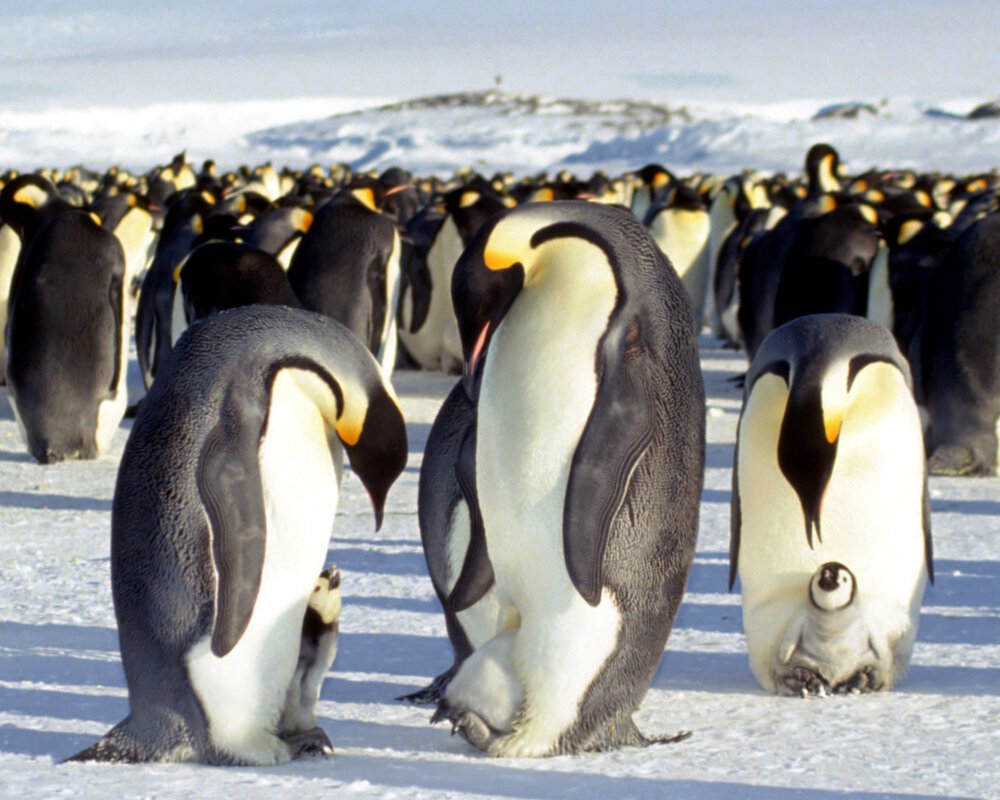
919 210 1000 476
398 181 507 373
174 241 301 327
68 305 407 764
5 210 129 463
402 374 506 703
288 177 403 378
435 200 705 756
731 314 933 695
644 184 711 331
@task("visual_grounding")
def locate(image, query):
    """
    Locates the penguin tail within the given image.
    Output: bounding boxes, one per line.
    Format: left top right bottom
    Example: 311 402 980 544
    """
63 716 183 764
396 666 456 705
64 725 142 763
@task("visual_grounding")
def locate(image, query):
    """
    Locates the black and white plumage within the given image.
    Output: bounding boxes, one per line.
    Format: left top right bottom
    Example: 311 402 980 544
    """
731 314 932 695
68 306 407 764
429 200 705 757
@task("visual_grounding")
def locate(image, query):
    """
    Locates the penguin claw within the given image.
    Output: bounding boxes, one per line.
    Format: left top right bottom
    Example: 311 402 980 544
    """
781 667 830 696
282 727 334 759
833 666 880 694
431 703 495 751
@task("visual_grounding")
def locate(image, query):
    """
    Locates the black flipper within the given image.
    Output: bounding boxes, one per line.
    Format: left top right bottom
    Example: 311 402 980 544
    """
196 379 269 658
564 316 655 607
729 435 741 591
446 423 495 613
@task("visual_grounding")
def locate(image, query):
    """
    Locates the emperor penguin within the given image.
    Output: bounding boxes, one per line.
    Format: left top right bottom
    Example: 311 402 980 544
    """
644 184 711 331
731 314 933 695
174 241 301 327
5 210 129 463
398 182 507 373
919 210 1000 476
67 305 408 764
436 200 705 757
703 174 770 342
244 204 314 270
288 178 403 378
280 565 342 737
135 190 219 390
402 375 506 703
0 218 21 383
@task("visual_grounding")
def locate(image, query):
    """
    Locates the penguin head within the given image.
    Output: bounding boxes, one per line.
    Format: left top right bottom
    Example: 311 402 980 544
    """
0 173 64 240
804 143 842 197
451 209 525 395
452 200 619 395
809 562 857 611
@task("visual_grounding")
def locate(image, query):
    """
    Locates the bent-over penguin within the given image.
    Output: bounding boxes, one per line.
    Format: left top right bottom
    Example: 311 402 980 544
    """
68 305 407 764
5 210 128 462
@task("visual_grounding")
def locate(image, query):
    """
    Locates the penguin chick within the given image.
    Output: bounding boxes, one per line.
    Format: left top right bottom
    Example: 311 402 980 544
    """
279 566 342 746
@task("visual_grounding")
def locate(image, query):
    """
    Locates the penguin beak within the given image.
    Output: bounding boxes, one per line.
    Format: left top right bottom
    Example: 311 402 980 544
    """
463 322 490 397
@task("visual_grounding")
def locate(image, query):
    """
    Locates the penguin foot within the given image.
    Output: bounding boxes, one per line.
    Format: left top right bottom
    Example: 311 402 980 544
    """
282 726 334 759
780 667 831 697
642 730 694 746
431 703 497 752
832 666 881 694
927 444 986 476
397 667 455 705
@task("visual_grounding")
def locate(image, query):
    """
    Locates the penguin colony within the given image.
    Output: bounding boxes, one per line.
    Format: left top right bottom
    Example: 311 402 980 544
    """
0 141 991 763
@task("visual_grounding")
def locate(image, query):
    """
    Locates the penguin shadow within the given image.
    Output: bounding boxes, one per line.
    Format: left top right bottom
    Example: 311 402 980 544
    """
277 749 957 800
923 558 1000 608
331 631 447 682
324 544 428 579
704 442 735 470
930 494 1000 517
403 421 433 454
0 725 103 761
342 593 440 615
0 490 112 513
0 621 128 759
0 444 34 463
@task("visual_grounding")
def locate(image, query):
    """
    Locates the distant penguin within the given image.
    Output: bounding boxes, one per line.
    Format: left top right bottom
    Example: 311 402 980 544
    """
644 184 711 331
5 210 129 463
401 377 506 703
135 192 218 390
770 202 881 329
288 178 402 377
397 183 507 372
280 565 342 738
435 201 704 756
174 241 302 326
110 199 157 313
803 143 843 198
920 211 1000 475
0 220 21 383
629 164 674 223
704 175 770 341
731 314 932 694
68 306 408 764
244 204 314 269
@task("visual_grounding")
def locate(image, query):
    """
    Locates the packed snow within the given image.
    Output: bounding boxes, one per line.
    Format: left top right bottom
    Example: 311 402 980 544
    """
1 2 999 799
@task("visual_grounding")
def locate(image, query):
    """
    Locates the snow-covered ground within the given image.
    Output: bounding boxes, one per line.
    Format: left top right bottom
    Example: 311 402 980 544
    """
0 3 999 798
1 341 998 800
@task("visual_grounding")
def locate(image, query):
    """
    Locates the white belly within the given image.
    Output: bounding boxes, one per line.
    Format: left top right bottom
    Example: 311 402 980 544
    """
737 367 928 690
471 239 622 751
186 369 342 764
399 215 464 371
377 229 402 379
